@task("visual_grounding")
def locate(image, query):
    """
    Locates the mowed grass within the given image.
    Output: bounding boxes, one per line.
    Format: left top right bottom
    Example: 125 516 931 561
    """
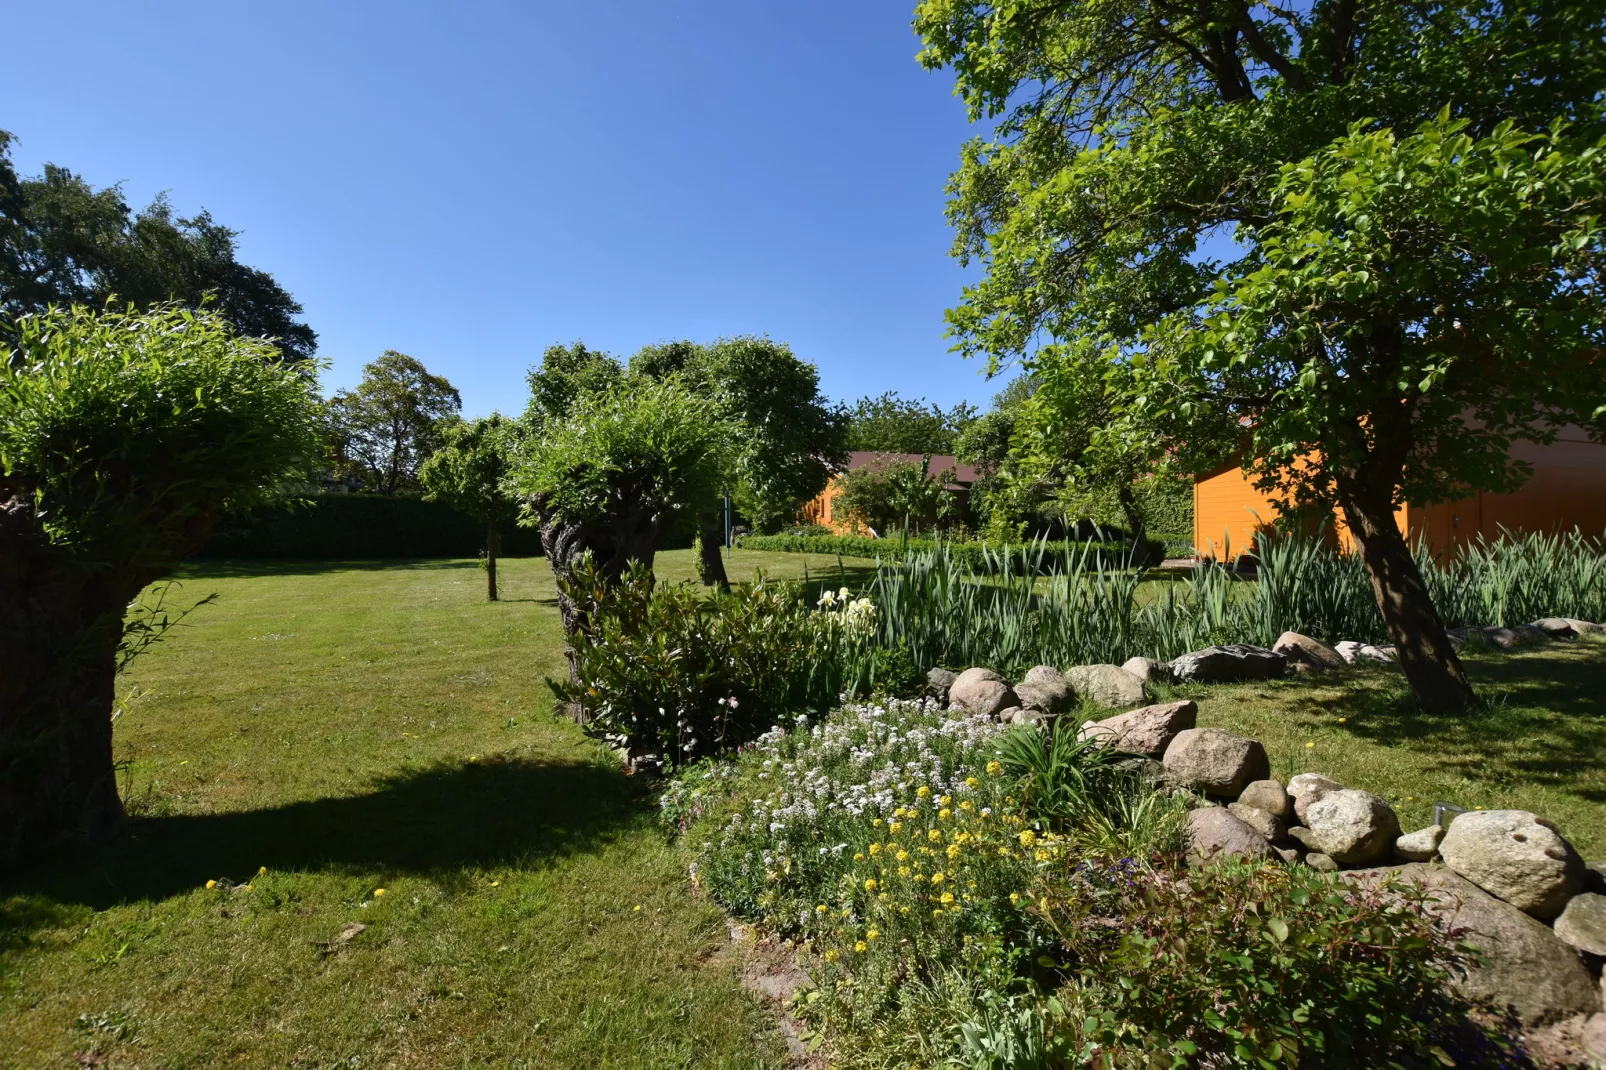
1165 638 1606 858
0 549 864 1070
4 551 1602 1067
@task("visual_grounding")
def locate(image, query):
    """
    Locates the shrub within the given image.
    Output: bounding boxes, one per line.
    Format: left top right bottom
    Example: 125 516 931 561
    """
1042 859 1514 1067
200 493 544 558
553 558 884 764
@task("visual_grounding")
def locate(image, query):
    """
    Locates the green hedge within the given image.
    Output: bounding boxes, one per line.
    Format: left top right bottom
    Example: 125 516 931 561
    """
199 494 545 559
736 533 1162 573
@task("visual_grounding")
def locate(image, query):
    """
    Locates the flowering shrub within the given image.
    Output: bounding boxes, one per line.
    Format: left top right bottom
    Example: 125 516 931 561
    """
555 559 891 764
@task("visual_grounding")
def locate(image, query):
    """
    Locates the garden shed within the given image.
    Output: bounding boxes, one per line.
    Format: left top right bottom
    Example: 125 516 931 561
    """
800 451 979 535
1194 425 1606 558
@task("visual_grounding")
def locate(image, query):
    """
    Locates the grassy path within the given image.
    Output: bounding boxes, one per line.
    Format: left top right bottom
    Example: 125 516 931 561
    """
0 551 849 1069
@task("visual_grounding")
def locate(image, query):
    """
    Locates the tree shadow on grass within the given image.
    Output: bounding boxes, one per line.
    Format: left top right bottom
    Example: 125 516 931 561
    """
177 558 542 580
1287 643 1606 803
0 755 644 925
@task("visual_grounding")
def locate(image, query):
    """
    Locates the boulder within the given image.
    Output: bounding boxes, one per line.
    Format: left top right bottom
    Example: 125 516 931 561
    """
1288 772 1344 823
1079 700 1197 757
1439 810 1586 920
1529 617 1597 639
1272 631 1347 670
1300 788 1400 864
1306 852 1339 873
1554 892 1606 957
1001 707 1041 727
1014 665 1073 715
1273 845 1301 864
948 668 1019 718
1334 640 1396 664
1357 864 1601 1028
1120 656 1173 684
1168 644 1286 683
1185 807 1272 866
1584 1014 1606 1064
1237 779 1293 823
1064 664 1147 708
1162 728 1270 798
1467 625 1547 651
1395 824 1446 863
1227 801 1288 844
926 667 958 701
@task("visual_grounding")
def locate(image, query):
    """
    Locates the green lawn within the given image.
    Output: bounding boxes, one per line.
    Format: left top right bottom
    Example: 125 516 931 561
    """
0 550 859 1070
2 550 1601 1067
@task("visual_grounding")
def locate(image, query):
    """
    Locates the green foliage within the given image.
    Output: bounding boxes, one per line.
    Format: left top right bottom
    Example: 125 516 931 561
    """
326 351 461 495
509 377 731 532
736 533 1147 575
1046 860 1510 1067
0 304 322 566
199 493 544 559
419 414 519 525
0 131 316 361
632 336 847 533
844 391 977 455
833 456 958 536
553 557 877 763
523 341 623 426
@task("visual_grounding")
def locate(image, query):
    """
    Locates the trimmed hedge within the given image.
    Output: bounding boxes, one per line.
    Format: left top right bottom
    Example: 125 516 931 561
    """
736 533 1162 573
199 493 545 559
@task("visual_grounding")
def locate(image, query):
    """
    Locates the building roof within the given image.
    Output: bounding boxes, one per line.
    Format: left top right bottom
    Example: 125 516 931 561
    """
841 451 980 487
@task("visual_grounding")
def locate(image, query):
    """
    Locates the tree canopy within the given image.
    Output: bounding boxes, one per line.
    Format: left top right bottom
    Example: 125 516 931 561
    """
843 391 976 455
916 0 1606 711
328 351 462 494
0 130 317 362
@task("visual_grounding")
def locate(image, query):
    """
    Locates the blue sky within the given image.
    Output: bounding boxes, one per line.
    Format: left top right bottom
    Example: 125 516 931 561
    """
2 1 1003 418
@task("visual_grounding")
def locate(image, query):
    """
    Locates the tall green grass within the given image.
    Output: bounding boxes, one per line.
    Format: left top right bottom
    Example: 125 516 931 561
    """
860 529 1606 677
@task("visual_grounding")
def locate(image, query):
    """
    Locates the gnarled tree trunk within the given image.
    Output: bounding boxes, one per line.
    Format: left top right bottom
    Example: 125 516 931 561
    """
696 509 729 591
1 495 137 867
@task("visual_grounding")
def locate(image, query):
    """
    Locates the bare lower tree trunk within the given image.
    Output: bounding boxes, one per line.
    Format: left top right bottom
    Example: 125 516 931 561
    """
1 497 137 867
1335 472 1475 714
486 518 500 601
696 510 729 591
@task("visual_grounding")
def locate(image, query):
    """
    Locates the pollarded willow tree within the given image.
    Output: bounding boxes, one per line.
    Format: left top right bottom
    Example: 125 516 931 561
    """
916 0 1606 712
507 378 733 681
419 414 521 601
0 305 322 863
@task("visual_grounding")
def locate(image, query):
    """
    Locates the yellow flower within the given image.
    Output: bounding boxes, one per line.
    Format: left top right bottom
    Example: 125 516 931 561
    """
928 829 943 843
864 878 878 892
242 884 252 891
1035 849 1050 862
868 843 881 856
853 852 865 862
878 892 888 902
964 776 979 789
986 761 1002 776
1018 830 1037 848
932 908 944 918
940 892 955 906
374 888 387 897
946 844 961 859
899 905 910 915
939 795 952 807
257 866 268 876
824 949 840 963
894 807 909 819
895 850 910 863
1009 892 1021 904
938 808 952 820
854 941 868 953
899 866 912 877
841 908 852 919
959 800 974 812
816 904 828 914
912 872 925 883
205 879 217 889
866 928 880 941
916 786 932 799
889 821 903 834
1304 741 1315 748
1338 717 1348 724
930 871 945 884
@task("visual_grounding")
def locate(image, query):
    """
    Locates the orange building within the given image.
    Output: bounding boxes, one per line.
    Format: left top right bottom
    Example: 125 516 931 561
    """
1194 426 1606 558
800 452 980 536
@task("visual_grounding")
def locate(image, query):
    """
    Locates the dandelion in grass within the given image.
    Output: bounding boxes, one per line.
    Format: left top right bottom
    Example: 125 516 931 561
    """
374 888 387 897
205 880 217 889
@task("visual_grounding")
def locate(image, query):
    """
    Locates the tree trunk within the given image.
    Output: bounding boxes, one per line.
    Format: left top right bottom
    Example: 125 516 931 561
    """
696 510 729 591
486 518 500 602
0 496 138 867
1334 472 1475 714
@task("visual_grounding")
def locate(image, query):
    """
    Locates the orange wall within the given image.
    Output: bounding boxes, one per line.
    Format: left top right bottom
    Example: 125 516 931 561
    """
1195 430 1606 557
